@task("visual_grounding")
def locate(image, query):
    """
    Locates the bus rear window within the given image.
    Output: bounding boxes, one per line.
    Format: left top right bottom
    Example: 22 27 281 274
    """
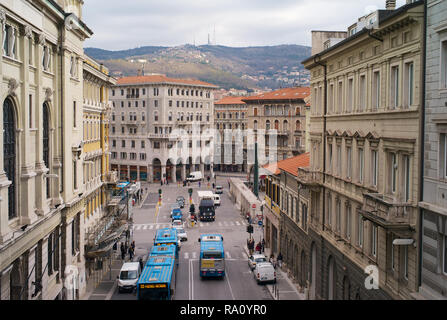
203 252 223 259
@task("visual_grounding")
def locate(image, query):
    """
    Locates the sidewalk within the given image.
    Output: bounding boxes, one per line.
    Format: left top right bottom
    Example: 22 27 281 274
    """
239 204 305 300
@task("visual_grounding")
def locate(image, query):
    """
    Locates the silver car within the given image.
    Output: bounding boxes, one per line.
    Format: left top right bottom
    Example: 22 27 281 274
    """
248 254 267 270
175 227 188 241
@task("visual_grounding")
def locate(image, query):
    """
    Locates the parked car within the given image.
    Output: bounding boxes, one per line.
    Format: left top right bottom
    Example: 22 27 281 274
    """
215 186 223 194
172 219 183 229
117 262 141 293
175 227 188 241
213 194 221 206
248 254 267 270
171 208 183 221
176 196 185 208
254 262 276 284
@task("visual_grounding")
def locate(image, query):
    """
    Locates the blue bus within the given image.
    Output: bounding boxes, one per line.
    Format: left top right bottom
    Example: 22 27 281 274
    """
198 234 225 278
154 228 180 253
137 256 176 300
150 243 179 262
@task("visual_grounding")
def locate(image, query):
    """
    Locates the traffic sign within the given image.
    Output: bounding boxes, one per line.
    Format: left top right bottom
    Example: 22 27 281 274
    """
258 221 263 226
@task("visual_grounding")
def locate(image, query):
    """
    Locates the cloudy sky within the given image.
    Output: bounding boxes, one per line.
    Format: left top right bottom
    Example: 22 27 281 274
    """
83 0 407 50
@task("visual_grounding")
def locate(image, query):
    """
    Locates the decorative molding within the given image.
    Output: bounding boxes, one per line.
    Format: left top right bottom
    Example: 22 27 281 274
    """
38 34 46 46
44 87 54 102
0 9 6 25
22 25 33 39
8 78 19 97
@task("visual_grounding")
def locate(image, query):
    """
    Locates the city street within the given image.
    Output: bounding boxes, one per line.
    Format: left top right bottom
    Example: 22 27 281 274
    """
93 176 272 301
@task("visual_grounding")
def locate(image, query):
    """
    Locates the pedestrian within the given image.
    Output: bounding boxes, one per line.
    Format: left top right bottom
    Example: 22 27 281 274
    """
228 180 230 189
277 252 283 269
261 239 265 253
160 180 163 186
166 179 169 185
212 183 215 189
256 242 261 254
129 246 134 261
198 181 201 188
139 257 144 271
131 240 135 252
270 254 276 269
120 242 125 260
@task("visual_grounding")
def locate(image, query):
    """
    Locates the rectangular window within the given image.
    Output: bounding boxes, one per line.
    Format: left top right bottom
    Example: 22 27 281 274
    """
327 194 332 227
372 224 377 257
404 62 414 107
347 147 352 179
48 234 53 276
337 145 341 176
359 75 366 112
403 155 410 202
391 66 399 108
328 84 334 114
336 199 341 233
338 82 343 113
371 150 378 187
29 94 33 128
73 101 76 128
358 148 364 183
391 153 398 194
346 205 351 240
358 214 363 248
73 160 77 190
372 71 380 110
154 100 158 107
71 221 76 256
328 143 333 173
347 78 353 113
441 40 447 89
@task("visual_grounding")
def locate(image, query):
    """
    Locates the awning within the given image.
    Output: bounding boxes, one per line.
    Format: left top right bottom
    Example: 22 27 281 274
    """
85 223 128 258
85 242 116 259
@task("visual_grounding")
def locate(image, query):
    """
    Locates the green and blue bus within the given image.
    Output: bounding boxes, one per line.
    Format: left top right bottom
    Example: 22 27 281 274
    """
137 256 176 300
198 234 225 278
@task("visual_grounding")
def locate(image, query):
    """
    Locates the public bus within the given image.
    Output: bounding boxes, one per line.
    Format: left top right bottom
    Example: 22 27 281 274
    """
137 255 176 300
198 234 225 278
149 243 179 264
154 228 180 255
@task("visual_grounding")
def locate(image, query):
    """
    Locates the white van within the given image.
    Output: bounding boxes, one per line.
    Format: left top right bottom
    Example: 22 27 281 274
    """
213 194 221 206
187 171 203 182
117 262 141 293
254 262 276 284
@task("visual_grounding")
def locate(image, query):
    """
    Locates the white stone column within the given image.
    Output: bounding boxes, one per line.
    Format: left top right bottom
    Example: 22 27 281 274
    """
171 165 176 183
161 165 166 183
182 165 186 181
148 165 153 183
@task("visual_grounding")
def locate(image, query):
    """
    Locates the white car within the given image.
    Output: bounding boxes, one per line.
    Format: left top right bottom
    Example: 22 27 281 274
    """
213 194 221 206
248 254 267 270
215 186 223 194
254 262 276 284
175 227 188 241
172 219 183 229
117 262 141 293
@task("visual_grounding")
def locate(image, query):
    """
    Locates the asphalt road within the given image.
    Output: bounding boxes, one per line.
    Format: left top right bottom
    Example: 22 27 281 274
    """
110 177 272 301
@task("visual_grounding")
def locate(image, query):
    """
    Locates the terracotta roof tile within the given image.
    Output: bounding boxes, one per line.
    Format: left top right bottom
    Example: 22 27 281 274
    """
242 87 310 102
215 96 247 105
116 75 218 88
262 153 310 177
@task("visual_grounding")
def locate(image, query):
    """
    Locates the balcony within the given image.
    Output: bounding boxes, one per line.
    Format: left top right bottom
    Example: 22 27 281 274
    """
104 171 118 184
294 130 305 136
148 133 173 139
126 94 140 99
297 167 323 187
361 193 415 228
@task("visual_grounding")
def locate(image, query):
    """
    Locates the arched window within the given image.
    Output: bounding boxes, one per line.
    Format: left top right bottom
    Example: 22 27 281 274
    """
168 112 172 121
4 98 16 219
266 120 271 130
254 120 258 130
254 108 258 116
283 120 288 131
43 103 50 198
296 120 301 131
154 111 159 122
296 107 301 116
274 120 279 130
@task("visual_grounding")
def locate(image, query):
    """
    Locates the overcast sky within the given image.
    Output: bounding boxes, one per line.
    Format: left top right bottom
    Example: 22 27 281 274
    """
83 0 407 50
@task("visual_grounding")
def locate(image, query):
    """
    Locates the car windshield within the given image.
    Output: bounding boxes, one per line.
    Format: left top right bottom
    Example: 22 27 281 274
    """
255 257 266 262
120 270 137 280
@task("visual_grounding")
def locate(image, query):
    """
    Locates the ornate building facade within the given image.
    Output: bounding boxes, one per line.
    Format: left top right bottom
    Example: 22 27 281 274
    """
109 75 218 183
302 0 424 299
0 0 92 300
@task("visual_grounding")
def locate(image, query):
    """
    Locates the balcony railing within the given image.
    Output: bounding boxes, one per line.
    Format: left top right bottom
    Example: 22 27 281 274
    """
297 167 323 186
362 193 414 225
126 94 140 99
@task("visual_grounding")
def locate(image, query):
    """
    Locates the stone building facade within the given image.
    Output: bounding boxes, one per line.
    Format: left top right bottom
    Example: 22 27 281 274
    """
244 87 310 170
214 96 248 173
0 0 92 300
302 0 424 300
109 75 218 183
418 0 447 300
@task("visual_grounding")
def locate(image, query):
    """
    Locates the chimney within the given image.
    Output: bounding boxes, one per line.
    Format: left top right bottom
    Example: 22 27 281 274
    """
386 0 396 10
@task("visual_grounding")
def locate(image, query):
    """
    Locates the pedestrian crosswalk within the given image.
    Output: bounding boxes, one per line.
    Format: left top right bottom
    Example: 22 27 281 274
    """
132 219 249 231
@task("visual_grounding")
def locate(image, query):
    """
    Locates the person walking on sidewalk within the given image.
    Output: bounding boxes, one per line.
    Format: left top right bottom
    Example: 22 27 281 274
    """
277 252 283 269
256 242 261 254
129 246 134 261
138 257 144 271
270 254 276 269
261 239 265 253
120 242 126 260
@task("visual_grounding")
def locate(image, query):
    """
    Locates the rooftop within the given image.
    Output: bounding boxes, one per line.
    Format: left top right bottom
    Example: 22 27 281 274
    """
263 153 310 177
242 87 310 102
116 75 219 88
215 96 247 105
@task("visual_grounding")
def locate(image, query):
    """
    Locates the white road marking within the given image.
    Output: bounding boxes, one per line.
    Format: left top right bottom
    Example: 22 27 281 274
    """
199 223 204 227
218 222 223 226
184 252 189 259
192 252 197 259
155 224 160 229
142 225 148 230
235 221 240 226
226 252 231 259
149 225 154 230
